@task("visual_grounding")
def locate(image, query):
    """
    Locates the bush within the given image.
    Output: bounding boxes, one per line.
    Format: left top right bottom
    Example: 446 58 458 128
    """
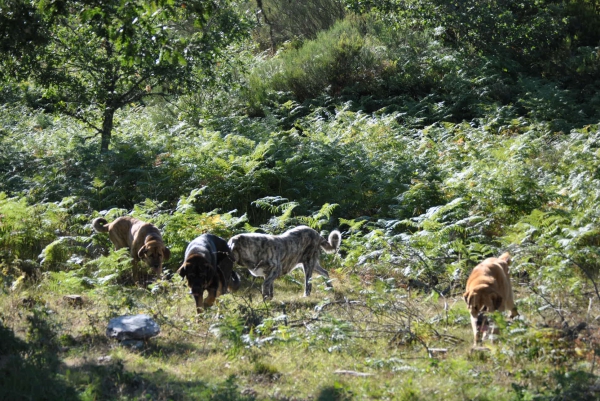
0 193 67 263
248 16 387 103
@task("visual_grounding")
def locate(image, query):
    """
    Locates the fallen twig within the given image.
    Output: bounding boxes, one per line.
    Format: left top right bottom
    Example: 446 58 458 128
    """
334 370 374 377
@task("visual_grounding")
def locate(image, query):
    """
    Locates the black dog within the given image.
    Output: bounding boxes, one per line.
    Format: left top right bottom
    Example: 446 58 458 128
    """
177 234 240 312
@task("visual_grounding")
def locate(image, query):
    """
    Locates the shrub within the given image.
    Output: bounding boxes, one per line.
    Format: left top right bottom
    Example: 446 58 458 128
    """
0 193 66 263
248 16 387 103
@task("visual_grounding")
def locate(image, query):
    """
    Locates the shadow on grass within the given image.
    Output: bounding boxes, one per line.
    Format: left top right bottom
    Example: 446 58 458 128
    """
316 385 352 401
64 359 257 401
511 369 599 401
5 307 597 400
0 314 79 401
143 338 209 358
0 311 256 401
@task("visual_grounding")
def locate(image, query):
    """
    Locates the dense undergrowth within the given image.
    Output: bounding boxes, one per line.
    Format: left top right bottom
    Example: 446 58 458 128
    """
2 101 600 399
2 0 600 399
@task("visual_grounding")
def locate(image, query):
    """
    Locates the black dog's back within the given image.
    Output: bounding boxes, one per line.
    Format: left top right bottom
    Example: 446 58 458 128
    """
185 234 217 265
205 234 233 265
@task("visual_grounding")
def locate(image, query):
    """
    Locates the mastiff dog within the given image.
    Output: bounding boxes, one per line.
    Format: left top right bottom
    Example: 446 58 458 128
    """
463 252 519 346
92 216 170 281
228 226 341 300
177 234 241 312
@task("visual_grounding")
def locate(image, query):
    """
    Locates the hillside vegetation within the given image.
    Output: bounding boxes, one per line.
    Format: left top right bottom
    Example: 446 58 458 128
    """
1 0 600 399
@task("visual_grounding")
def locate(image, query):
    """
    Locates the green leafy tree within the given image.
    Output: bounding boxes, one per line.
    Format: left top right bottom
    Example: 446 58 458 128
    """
0 0 250 151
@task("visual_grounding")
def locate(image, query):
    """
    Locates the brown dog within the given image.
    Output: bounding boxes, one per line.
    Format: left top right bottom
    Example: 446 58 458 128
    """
463 252 518 346
92 216 170 281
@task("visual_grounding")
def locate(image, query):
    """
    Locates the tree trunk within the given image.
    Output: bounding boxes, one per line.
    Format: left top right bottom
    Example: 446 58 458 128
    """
100 107 114 152
255 0 276 54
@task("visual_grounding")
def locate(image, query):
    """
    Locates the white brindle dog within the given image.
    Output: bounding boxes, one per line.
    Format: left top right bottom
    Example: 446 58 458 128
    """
228 226 341 300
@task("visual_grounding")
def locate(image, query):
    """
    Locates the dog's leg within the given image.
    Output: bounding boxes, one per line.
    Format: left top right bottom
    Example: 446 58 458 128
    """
314 262 333 288
229 271 241 293
261 279 274 300
215 270 225 297
204 288 217 309
218 257 234 294
470 312 482 347
108 230 125 251
505 286 519 318
478 313 493 343
302 261 315 297
132 259 140 284
262 263 280 300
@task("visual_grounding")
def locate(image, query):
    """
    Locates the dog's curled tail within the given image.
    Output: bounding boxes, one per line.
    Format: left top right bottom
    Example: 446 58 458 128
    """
92 217 109 233
321 230 341 254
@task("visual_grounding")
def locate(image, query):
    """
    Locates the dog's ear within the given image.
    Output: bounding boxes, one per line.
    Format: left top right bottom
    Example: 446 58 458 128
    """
163 247 171 261
176 264 186 278
137 245 147 259
499 252 511 265
498 252 511 275
464 292 482 314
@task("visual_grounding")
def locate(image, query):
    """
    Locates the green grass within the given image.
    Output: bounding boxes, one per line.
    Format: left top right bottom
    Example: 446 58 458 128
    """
1 267 597 401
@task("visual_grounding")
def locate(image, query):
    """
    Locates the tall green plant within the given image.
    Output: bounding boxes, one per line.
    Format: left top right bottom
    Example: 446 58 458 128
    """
0 193 66 263
0 0 250 151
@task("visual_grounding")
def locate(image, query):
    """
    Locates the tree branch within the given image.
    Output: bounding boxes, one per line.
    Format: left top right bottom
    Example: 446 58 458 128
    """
59 108 102 134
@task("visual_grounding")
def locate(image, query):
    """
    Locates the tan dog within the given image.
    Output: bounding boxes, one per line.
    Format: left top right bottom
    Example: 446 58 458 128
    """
463 252 518 346
92 216 170 281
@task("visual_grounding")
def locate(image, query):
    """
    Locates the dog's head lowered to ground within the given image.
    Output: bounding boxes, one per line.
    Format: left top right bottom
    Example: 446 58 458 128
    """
92 216 170 282
178 233 241 313
177 254 223 296
138 233 171 274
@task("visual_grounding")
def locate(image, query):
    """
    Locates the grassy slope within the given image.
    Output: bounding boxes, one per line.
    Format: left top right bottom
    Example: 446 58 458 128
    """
0 265 597 400
1 106 600 400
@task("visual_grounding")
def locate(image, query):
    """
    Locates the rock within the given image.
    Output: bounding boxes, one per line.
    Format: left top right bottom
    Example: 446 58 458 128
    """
106 314 160 341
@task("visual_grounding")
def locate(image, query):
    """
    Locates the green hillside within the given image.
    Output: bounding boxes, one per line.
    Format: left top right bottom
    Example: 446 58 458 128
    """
1 0 600 399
